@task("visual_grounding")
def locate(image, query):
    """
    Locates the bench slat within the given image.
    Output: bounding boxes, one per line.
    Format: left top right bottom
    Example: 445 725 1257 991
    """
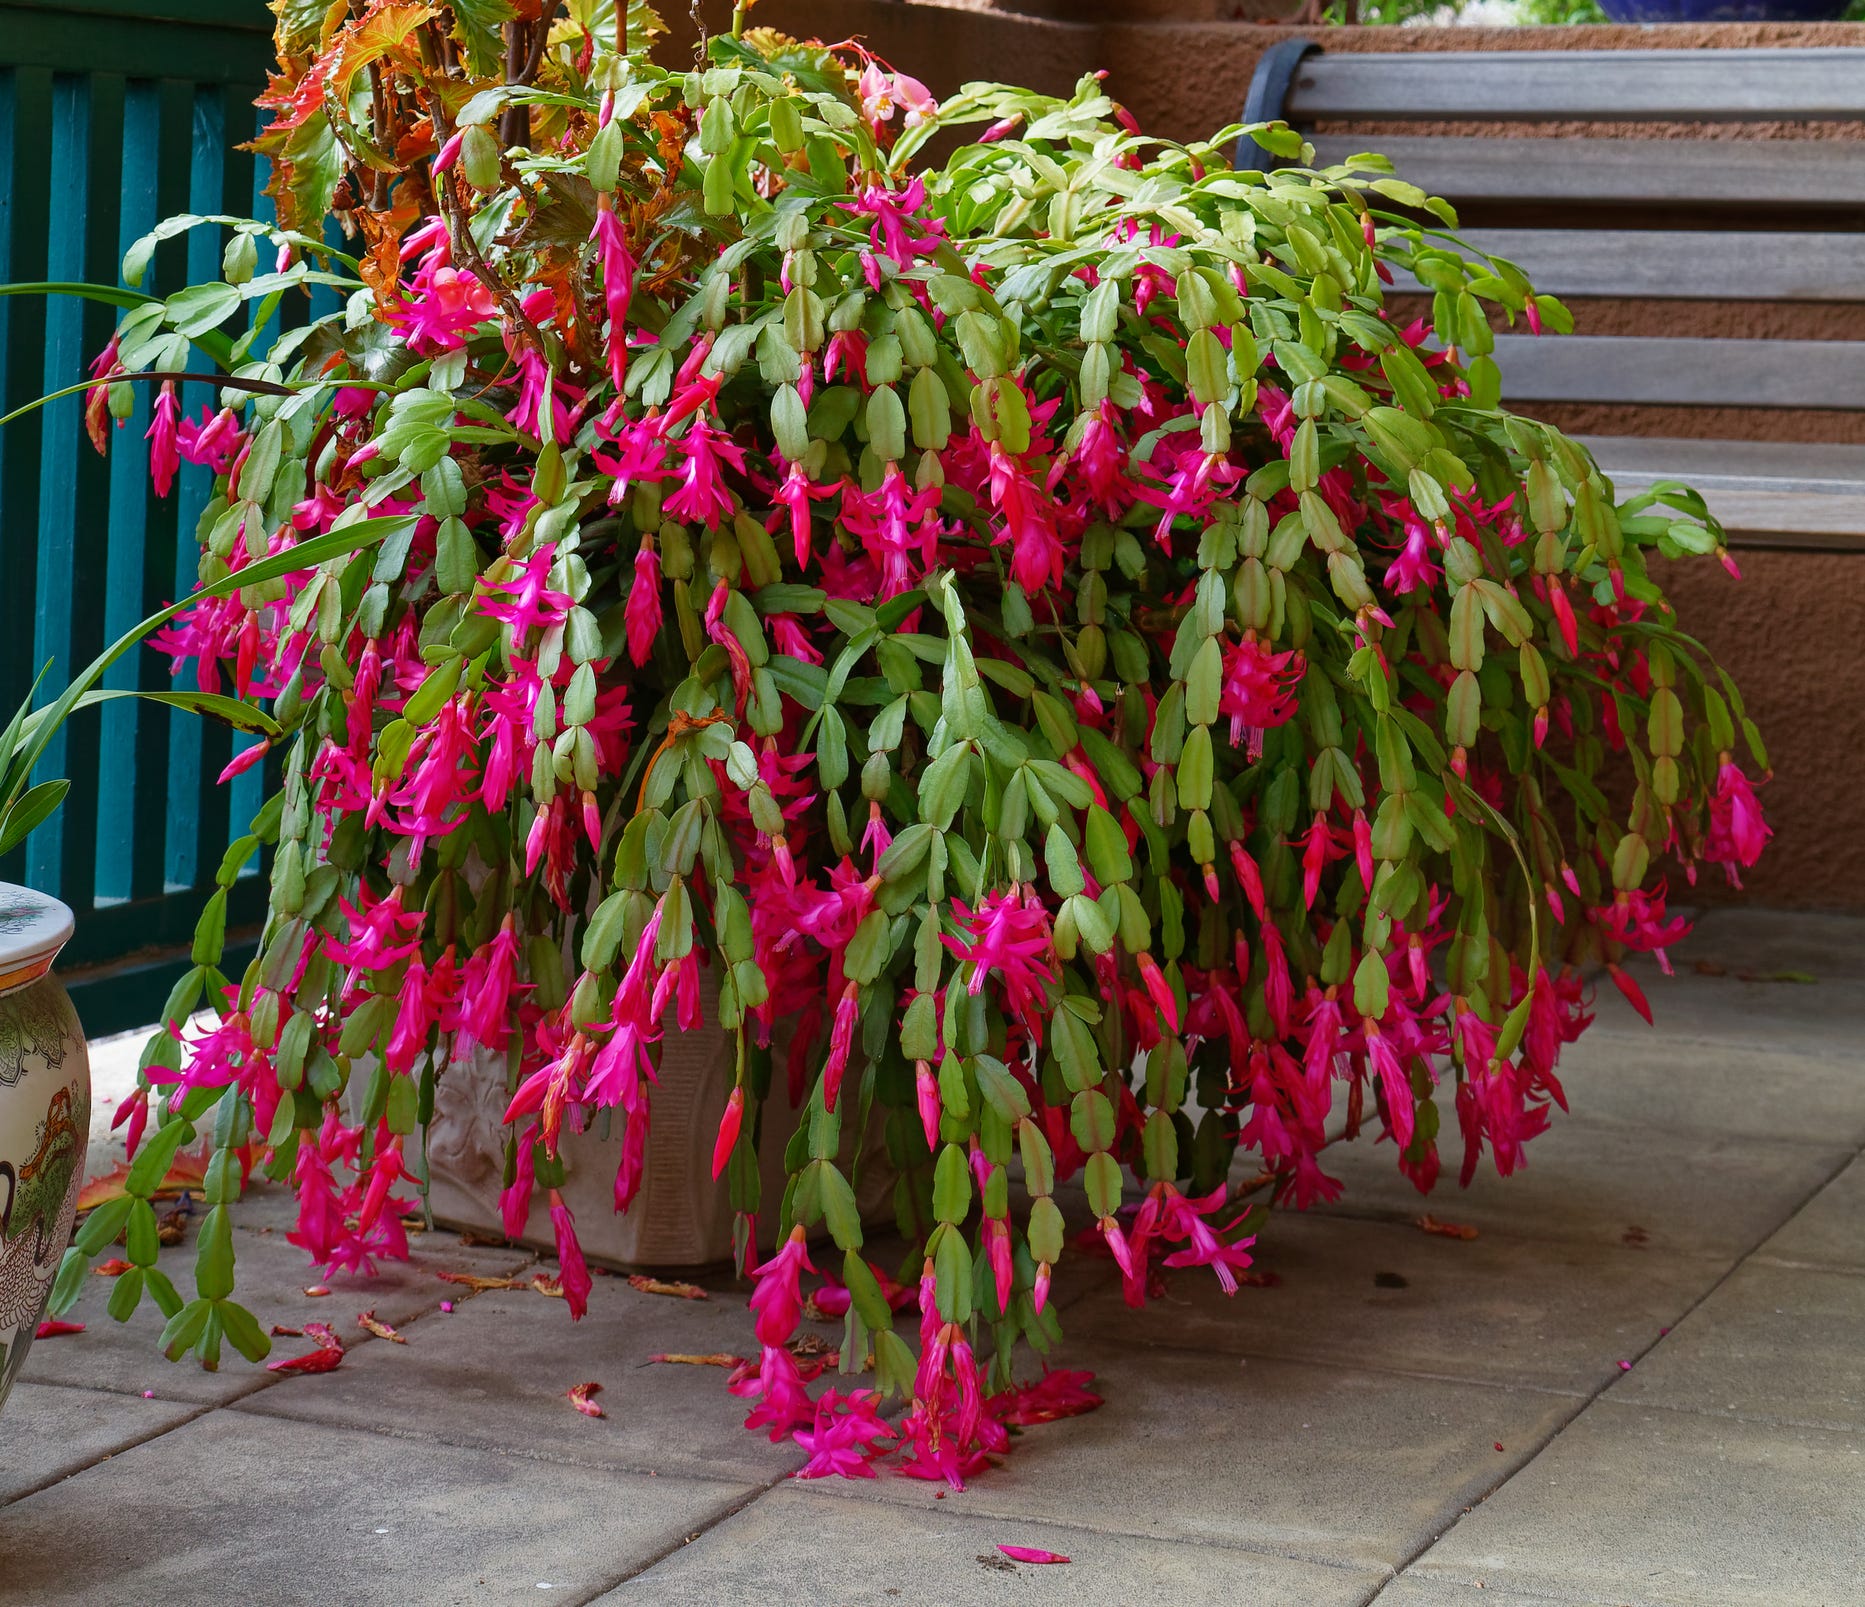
1288 48 1865 122
1580 437 1865 550
1493 335 1865 410
1312 135 1865 209
1675 490 1865 550
1416 230 1865 302
1579 435 1865 489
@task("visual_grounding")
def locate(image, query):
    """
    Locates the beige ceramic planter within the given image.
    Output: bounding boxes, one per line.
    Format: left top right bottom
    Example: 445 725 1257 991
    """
0 886 90 1416
423 972 892 1269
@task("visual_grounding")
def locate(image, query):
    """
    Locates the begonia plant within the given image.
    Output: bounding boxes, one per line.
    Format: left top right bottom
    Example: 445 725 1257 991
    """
32 0 1770 1484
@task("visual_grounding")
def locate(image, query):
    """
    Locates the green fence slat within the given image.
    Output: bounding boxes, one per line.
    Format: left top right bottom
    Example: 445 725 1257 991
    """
5 0 269 27
1 7 280 1003
26 74 91 892
162 80 227 893
53 70 127 919
0 66 22 896
97 76 160 905
0 66 53 892
0 6 272 83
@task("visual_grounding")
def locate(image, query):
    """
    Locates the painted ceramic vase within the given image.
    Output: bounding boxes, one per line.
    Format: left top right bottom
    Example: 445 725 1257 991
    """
0 886 89 1417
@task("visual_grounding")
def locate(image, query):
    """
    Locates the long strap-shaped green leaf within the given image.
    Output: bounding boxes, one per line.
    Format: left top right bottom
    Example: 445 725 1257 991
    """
0 514 417 816
15 688 283 752
0 370 300 432
0 282 236 369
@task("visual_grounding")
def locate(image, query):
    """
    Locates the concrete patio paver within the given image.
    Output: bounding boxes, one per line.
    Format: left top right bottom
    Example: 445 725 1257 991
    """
1067 1210 1727 1396
1372 1581 1571 1607
0 1411 756 1607
1405 1400 1865 1607
1607 1258 1865 1431
18 1212 536 1406
3 907 1859 1606
800 1341 1578 1573
231 1276 806 1483
1752 1154 1865 1274
1541 1031 1865 1147
0 1380 198 1506
1674 907 1865 983
1310 1112 1852 1262
595 1482 1385 1606
1587 961 1865 1058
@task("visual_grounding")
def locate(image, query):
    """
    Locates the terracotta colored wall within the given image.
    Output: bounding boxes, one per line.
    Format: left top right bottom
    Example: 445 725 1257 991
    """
1655 552 1865 912
673 4 1865 907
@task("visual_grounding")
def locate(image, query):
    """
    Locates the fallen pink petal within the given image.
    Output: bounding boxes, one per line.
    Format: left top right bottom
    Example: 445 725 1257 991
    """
998 1546 1071 1565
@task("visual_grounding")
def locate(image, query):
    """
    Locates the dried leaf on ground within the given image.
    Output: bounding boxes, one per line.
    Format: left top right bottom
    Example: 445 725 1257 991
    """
357 1309 407 1343
1416 1214 1479 1241
74 1145 212 1212
626 1274 707 1300
567 1380 605 1418
648 1352 745 1368
436 1271 527 1293
531 1272 565 1299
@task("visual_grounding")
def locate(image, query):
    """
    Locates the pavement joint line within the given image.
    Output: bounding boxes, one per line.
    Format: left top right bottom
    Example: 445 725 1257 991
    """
624 1473 1400 1588
1748 1252 1865 1275
10 1371 273 1408
577 1466 800 1598
1066 1330 1616 1402
1580 1393 1863 1438
1373 1572 1603 1606
3 1241 548 1503
1359 1134 1865 1605
1306 1174 1855 1252
1576 1028 1861 1063
221 1391 791 1485
0 1392 222 1512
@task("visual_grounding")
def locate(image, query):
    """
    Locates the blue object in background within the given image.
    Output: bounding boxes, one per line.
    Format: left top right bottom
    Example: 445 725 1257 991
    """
1598 0 1850 21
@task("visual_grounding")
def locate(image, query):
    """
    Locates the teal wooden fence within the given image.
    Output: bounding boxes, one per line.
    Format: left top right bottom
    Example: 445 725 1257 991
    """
1 0 282 1034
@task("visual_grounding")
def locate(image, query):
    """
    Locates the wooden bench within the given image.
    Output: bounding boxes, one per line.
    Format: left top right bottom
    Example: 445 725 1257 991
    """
1238 42 1865 552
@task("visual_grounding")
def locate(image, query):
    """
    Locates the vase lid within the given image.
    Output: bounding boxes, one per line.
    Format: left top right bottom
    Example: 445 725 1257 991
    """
0 884 74 999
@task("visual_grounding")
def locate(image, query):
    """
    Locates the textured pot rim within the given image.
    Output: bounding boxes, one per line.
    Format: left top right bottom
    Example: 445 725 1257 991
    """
0 882 74 999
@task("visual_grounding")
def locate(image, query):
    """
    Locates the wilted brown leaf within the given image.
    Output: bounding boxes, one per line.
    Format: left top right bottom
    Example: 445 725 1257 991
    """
627 1275 707 1301
357 1309 407 1344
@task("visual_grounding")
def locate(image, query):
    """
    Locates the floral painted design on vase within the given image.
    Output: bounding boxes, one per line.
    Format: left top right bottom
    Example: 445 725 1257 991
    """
0 886 89 1415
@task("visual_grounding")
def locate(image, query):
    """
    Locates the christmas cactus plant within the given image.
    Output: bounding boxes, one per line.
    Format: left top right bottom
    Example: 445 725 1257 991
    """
38 0 1770 1484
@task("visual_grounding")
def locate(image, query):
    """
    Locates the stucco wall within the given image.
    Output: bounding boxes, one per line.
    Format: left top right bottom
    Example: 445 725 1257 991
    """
673 3 1865 908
